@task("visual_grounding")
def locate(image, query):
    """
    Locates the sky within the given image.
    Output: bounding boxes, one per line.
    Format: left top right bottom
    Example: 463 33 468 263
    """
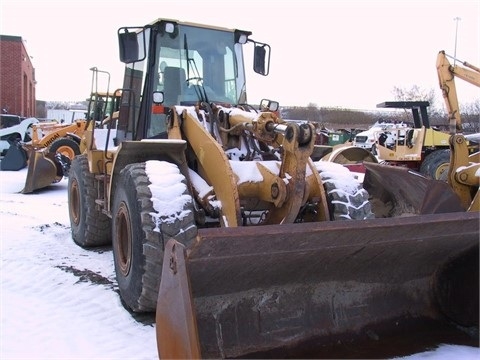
1 160 480 359
1 0 479 110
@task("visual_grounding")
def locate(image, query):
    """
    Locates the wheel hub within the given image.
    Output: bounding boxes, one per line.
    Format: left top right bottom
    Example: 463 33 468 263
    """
69 179 80 225
115 202 132 277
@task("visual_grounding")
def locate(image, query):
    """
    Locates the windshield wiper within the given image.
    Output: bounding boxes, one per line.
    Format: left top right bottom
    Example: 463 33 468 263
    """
183 34 209 103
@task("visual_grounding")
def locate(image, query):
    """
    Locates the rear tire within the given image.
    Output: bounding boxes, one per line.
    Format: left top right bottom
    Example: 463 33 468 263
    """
419 149 450 181
68 154 111 247
112 161 197 312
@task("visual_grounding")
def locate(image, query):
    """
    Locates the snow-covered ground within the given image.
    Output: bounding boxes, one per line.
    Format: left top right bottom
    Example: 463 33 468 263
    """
0 167 478 359
0 168 157 359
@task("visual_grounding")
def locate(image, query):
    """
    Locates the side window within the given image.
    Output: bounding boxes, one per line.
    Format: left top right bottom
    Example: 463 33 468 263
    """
156 49 184 91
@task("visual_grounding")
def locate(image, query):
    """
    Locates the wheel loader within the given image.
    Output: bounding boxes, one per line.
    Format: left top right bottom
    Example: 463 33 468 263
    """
66 19 479 359
373 51 480 181
21 67 121 194
20 119 87 193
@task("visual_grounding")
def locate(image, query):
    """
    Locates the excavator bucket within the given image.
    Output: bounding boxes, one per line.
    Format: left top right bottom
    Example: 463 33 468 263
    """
157 212 478 359
21 148 61 194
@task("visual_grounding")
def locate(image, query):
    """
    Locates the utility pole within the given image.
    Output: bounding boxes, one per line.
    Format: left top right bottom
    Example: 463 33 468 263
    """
453 17 461 66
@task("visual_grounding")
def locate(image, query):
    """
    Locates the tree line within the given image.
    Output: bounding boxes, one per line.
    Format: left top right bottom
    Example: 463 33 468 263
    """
281 85 479 133
281 103 479 133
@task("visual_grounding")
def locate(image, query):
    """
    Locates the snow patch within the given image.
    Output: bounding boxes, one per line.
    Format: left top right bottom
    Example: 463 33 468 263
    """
145 160 192 226
314 160 363 194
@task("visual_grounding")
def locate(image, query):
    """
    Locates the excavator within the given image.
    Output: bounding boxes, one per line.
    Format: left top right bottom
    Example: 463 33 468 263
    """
65 19 478 359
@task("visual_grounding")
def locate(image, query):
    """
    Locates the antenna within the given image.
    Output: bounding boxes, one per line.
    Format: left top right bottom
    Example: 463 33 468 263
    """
453 17 461 66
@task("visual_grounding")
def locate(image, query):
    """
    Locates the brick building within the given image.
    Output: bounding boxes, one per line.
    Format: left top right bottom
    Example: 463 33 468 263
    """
0 35 36 117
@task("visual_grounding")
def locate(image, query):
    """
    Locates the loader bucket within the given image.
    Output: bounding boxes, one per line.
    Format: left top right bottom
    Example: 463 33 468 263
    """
0 143 27 171
21 148 62 194
157 212 479 359
363 162 466 215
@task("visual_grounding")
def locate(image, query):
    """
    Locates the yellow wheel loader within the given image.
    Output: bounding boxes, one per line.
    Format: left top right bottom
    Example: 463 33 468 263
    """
67 19 478 359
21 120 86 193
22 68 121 193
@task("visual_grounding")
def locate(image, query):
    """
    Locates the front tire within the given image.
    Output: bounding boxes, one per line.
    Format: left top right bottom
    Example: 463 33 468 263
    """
319 162 374 220
112 161 197 312
49 137 81 160
68 154 111 247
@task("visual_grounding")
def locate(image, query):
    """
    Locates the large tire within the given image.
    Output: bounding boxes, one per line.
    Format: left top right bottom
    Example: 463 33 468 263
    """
419 149 450 181
319 162 375 220
68 154 111 247
112 161 197 312
49 137 81 160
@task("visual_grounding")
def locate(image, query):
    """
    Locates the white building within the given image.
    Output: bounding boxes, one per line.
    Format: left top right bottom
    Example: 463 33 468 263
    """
46 109 87 124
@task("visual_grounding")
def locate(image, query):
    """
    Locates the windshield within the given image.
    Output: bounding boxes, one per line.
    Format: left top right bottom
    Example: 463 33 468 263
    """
155 24 245 105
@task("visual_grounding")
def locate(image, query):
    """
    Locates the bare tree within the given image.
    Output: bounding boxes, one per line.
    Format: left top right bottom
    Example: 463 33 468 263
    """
391 85 437 107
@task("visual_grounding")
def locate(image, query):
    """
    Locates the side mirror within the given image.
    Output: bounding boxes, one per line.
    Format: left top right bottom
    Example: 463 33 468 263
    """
118 30 140 63
253 42 271 76
260 99 279 112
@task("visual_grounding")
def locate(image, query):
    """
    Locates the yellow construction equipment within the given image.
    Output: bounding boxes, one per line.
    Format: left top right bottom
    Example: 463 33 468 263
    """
66 20 478 359
436 50 480 134
22 67 121 193
435 50 480 212
447 134 479 211
373 100 452 180
21 120 87 193
373 51 479 181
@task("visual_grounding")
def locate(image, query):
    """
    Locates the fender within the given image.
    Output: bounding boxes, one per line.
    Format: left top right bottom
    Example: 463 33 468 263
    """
65 132 82 144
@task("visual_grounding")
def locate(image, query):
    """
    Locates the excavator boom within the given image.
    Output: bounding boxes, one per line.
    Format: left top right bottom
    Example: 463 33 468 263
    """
436 50 480 133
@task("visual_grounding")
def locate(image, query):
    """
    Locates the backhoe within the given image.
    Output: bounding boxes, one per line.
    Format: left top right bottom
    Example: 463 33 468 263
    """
373 51 479 181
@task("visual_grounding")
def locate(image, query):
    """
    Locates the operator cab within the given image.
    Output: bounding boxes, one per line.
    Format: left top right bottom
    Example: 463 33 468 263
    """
116 19 271 142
